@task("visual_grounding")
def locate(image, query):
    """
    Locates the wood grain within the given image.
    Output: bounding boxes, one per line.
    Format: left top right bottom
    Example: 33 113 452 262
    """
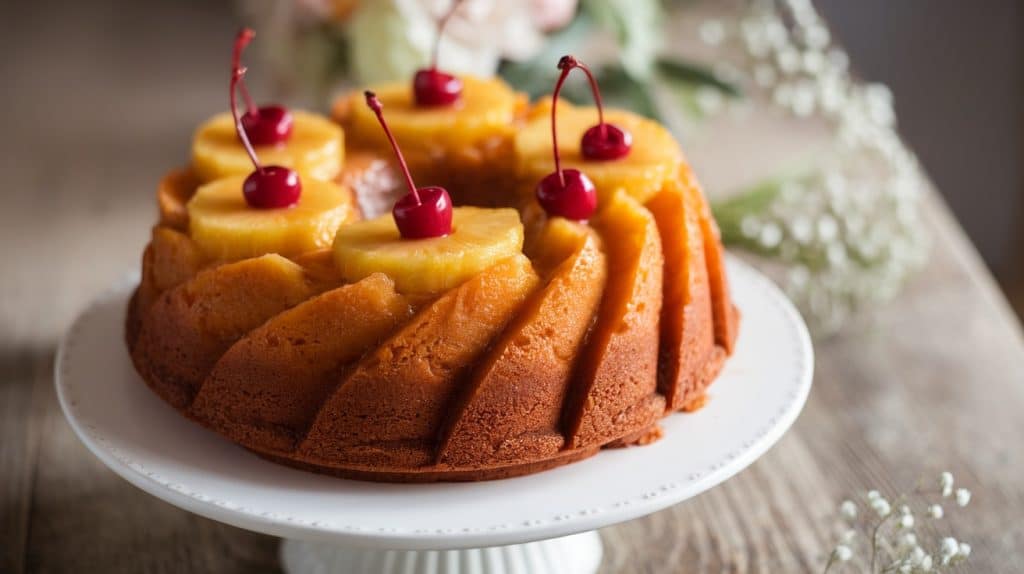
1 1 1021 573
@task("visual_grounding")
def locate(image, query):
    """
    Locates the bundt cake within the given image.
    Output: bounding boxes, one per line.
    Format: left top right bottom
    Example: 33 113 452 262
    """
126 29 739 482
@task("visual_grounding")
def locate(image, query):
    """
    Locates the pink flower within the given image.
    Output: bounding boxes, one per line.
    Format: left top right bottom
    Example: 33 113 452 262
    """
529 0 579 32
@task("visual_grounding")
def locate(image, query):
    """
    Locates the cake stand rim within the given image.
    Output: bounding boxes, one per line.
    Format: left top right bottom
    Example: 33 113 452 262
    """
56 255 814 550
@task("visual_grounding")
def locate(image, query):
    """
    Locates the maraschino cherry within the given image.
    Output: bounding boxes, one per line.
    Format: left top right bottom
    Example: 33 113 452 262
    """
535 58 600 221
412 0 465 107
233 28 293 146
232 64 301 209
364 91 453 238
556 55 633 161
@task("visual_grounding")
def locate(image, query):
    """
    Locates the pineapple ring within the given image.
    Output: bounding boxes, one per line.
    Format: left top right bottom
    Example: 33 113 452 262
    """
343 76 523 155
515 99 683 206
333 207 525 296
188 175 357 262
192 111 344 184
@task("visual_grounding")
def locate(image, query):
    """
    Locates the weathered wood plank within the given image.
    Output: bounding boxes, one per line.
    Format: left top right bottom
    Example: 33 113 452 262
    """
1 0 1022 572
0 350 47 574
24 358 281 574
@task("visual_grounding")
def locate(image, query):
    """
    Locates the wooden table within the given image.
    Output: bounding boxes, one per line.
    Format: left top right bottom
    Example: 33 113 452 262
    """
2 1 1022 572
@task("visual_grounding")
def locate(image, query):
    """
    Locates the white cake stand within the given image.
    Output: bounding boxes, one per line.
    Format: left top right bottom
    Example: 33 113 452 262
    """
56 257 813 574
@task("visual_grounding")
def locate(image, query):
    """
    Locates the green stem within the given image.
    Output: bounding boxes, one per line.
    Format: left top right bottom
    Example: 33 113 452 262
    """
823 549 838 574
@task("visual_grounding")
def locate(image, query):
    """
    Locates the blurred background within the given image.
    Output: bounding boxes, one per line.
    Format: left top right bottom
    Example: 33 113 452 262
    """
817 0 1024 315
0 0 1021 325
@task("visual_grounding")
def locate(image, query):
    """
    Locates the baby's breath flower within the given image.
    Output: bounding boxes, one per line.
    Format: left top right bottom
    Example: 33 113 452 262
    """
940 537 960 564
826 472 973 573
695 87 725 115
834 544 853 562
871 497 892 518
715 0 930 335
699 19 726 46
839 500 857 520
898 513 914 529
955 488 972 507
940 472 954 497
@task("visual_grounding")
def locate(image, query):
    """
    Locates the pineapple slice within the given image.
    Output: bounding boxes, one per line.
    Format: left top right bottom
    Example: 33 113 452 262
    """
333 207 524 295
515 99 682 205
188 175 357 261
343 76 523 156
191 110 344 183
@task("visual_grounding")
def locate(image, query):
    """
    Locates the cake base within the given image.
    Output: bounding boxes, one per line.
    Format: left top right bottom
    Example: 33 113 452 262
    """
252 444 602 483
280 531 602 574
56 257 813 572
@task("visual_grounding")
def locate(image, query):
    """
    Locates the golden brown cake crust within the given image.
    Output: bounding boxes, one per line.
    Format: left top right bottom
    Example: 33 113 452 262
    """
128 90 741 481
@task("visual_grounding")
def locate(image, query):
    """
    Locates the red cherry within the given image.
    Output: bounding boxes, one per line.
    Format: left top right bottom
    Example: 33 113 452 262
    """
535 56 601 221
243 166 302 208
413 69 463 107
412 0 465 108
581 124 633 161
233 28 293 146
364 91 453 238
536 169 597 221
393 186 453 239
230 36 301 210
241 105 294 147
556 55 633 161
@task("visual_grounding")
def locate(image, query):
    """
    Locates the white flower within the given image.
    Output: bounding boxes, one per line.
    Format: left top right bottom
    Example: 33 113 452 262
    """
928 504 944 519
834 544 853 562
349 0 547 84
940 537 960 564
867 490 881 500
958 542 971 558
940 471 954 497
839 500 857 520
717 0 930 335
920 553 933 571
700 19 726 46
695 87 725 116
871 497 891 518
899 532 918 548
898 513 914 529
955 488 972 507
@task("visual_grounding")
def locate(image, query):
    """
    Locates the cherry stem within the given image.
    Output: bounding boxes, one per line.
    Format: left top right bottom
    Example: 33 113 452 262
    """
364 91 421 206
430 0 464 71
231 67 263 173
233 28 258 115
556 55 608 139
549 57 577 187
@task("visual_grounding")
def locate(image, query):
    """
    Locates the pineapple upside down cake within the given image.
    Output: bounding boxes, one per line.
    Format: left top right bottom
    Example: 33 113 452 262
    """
126 26 739 482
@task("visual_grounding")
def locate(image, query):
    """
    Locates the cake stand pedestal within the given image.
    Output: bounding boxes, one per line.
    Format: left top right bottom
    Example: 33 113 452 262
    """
56 258 812 574
280 531 602 574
